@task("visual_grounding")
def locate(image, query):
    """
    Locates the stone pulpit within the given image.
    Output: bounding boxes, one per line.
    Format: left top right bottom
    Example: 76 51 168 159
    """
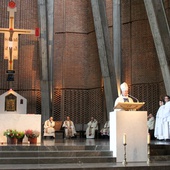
110 102 147 163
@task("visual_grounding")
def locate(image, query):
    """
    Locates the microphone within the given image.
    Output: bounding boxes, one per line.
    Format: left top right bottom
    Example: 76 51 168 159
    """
128 94 139 102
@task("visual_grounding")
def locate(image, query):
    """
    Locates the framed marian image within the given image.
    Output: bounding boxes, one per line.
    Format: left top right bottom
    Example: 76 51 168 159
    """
5 94 17 111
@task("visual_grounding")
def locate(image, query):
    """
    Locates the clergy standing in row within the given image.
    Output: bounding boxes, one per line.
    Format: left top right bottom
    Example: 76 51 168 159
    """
154 99 165 140
154 95 170 140
62 116 76 139
162 95 170 139
86 117 98 139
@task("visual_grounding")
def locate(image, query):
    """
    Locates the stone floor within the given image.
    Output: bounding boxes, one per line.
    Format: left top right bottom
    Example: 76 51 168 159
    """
0 138 170 170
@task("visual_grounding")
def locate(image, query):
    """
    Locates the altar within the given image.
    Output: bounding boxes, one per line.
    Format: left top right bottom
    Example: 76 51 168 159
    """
0 114 41 143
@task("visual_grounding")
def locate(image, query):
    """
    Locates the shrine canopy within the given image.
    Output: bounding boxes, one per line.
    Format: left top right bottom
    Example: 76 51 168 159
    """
0 89 27 114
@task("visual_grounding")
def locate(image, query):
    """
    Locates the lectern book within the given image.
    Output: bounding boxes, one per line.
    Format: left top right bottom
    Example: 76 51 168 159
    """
114 102 145 111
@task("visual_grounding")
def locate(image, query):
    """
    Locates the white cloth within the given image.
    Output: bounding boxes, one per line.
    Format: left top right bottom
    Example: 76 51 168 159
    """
62 120 76 138
162 101 170 139
147 117 155 130
86 119 98 139
154 105 165 140
44 120 55 137
114 94 134 111
100 121 110 136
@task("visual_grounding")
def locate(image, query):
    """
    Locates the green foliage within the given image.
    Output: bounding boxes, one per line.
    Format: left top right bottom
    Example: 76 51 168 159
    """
16 131 25 139
3 129 17 138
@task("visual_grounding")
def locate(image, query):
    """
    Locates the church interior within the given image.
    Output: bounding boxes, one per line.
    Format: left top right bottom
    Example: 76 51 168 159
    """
0 0 170 169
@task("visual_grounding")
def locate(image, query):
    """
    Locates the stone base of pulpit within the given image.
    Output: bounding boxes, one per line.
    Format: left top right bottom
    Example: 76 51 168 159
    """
110 111 147 162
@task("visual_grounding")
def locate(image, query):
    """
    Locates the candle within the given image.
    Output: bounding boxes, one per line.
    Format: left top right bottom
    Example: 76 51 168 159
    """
123 133 126 144
147 133 150 144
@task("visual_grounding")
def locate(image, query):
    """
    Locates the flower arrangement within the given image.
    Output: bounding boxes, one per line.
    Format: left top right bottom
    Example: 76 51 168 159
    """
3 129 17 138
25 129 39 138
16 131 25 139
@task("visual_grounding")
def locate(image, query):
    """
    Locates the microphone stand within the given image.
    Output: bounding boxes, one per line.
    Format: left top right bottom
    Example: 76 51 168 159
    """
128 94 139 102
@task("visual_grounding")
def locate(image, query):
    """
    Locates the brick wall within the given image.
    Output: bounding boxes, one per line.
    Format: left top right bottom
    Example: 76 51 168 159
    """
0 0 169 122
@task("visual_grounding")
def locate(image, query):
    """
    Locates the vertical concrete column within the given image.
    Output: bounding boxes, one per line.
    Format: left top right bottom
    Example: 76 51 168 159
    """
98 0 118 101
47 0 54 115
37 0 50 123
113 0 121 95
144 0 170 94
91 0 115 118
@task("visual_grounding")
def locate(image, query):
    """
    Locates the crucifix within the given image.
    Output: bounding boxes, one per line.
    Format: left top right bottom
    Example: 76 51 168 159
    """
0 0 39 78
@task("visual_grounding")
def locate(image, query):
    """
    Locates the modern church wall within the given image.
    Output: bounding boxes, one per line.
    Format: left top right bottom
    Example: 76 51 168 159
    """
0 0 168 124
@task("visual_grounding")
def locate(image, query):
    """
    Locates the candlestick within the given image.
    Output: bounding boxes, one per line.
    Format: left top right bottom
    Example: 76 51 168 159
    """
122 143 127 166
147 133 150 144
147 143 150 165
123 133 126 145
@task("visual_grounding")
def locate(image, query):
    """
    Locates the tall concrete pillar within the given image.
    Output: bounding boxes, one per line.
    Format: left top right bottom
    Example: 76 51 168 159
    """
37 0 50 123
144 0 170 94
47 0 54 115
91 0 117 118
113 0 121 95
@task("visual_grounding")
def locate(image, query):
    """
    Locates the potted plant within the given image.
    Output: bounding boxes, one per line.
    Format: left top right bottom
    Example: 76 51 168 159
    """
25 129 40 144
16 131 25 144
3 129 17 144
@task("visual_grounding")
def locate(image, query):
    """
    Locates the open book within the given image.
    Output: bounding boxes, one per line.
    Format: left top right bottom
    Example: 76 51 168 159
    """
114 102 145 111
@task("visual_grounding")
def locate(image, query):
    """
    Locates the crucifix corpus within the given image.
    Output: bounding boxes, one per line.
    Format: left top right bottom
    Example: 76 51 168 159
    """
0 1 39 80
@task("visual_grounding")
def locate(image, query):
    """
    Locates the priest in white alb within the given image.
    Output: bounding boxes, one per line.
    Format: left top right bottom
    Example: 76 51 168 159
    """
44 117 55 138
62 116 76 139
154 99 165 140
162 95 170 139
86 117 98 139
100 120 110 137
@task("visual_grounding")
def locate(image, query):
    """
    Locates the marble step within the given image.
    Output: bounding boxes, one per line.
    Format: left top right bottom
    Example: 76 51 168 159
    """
0 150 113 157
0 156 115 164
0 164 170 170
150 145 170 155
150 155 170 162
0 145 109 151
0 145 115 164
149 144 170 162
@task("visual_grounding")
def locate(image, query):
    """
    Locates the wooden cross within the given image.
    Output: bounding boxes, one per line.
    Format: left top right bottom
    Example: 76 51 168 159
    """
0 1 39 71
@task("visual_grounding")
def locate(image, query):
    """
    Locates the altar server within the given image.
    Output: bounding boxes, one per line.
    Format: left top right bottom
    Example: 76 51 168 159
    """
147 113 155 140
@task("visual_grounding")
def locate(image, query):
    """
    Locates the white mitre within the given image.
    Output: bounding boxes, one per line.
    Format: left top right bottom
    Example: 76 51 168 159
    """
120 82 128 91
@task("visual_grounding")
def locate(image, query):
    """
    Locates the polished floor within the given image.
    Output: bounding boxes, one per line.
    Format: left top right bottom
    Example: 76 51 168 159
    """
0 137 169 146
42 137 110 146
43 137 170 146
